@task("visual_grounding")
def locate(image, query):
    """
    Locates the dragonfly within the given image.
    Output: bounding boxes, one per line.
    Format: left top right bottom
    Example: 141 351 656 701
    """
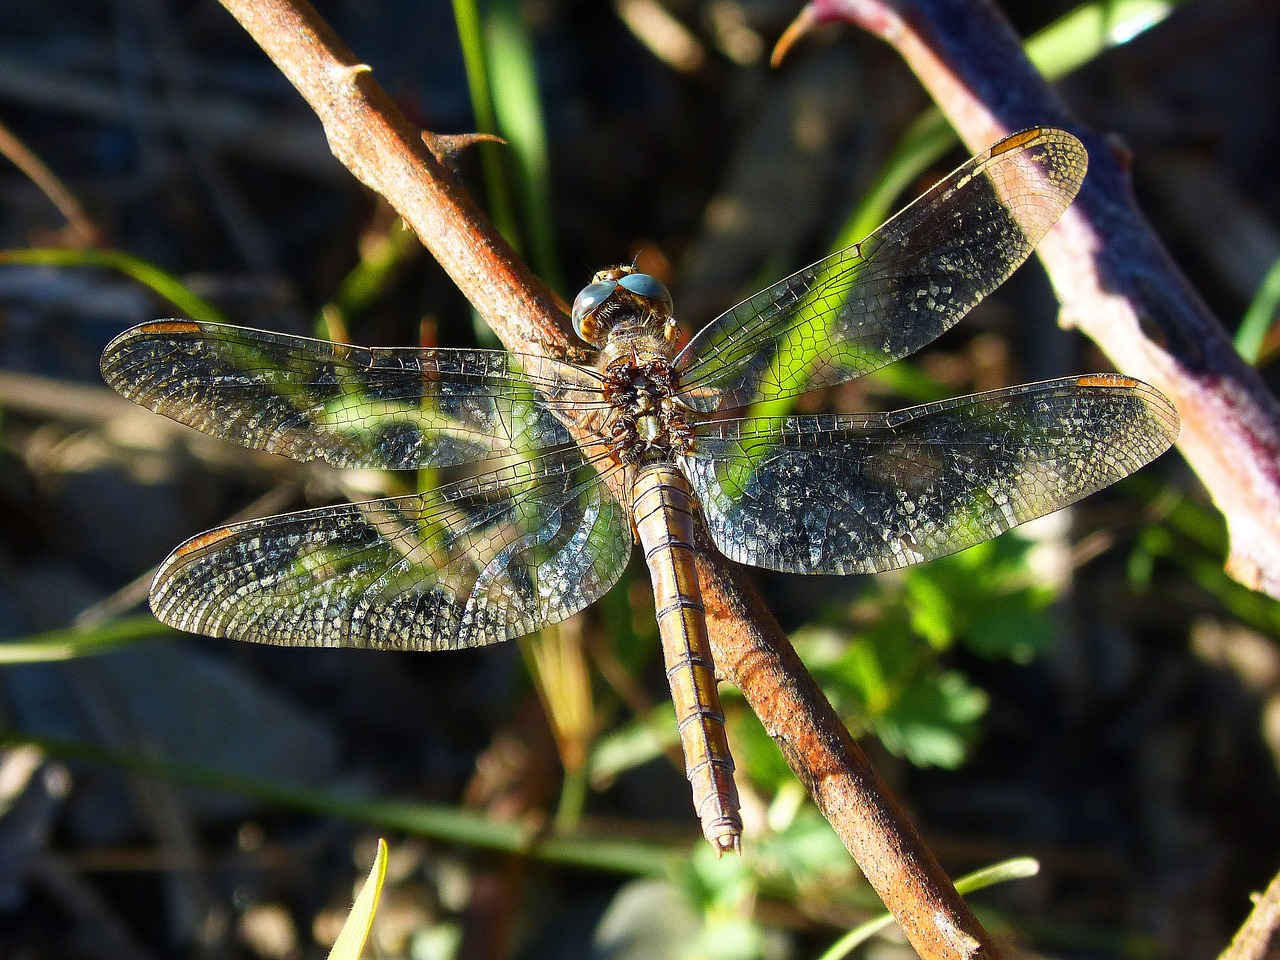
101 128 1178 854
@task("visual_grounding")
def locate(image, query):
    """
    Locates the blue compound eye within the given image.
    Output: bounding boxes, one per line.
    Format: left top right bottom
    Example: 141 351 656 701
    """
571 280 618 342
618 272 672 311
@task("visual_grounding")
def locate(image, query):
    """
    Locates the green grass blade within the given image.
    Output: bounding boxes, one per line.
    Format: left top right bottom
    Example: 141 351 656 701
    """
953 856 1041 894
0 615 171 665
317 220 420 335
452 0 522 254
0 730 681 876
1235 253 1280 365
588 704 679 786
0 248 227 323
1027 0 1179 77
486 0 562 292
832 111 955 252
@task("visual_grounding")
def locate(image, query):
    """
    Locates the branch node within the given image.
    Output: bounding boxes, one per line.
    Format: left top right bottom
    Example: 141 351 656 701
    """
933 910 984 955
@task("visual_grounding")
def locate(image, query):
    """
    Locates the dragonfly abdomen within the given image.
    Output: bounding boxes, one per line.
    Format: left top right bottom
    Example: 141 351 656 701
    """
632 463 742 854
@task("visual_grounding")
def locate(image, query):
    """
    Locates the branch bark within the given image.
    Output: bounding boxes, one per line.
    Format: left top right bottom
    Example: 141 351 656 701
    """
793 0 1280 600
216 1 1004 957
1218 869 1280 960
216 2 565 356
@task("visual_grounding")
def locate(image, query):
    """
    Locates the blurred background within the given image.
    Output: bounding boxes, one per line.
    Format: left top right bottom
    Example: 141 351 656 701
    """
1 0 1278 958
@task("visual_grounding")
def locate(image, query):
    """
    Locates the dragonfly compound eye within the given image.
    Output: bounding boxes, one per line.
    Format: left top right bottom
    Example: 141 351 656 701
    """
571 280 618 344
617 272 673 313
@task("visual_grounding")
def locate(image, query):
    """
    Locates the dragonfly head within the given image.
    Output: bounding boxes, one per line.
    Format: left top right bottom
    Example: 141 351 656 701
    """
571 265 675 346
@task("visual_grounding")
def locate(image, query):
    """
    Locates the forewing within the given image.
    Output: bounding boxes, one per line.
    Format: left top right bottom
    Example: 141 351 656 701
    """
674 129 1087 411
101 320 606 469
149 445 632 649
681 376 1178 574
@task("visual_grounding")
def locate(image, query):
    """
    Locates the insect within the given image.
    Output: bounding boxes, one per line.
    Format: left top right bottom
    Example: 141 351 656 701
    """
101 128 1179 853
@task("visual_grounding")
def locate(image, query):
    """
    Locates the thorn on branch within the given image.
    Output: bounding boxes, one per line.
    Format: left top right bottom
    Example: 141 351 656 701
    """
332 62 372 82
421 131 508 169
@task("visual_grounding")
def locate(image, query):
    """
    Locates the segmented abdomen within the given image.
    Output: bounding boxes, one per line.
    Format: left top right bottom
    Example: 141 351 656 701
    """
632 463 742 854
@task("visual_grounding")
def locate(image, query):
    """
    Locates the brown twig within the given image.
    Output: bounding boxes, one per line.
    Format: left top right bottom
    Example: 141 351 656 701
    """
1218 869 1280 960
215 1 1004 957
217 0 566 355
786 0 1280 601
699 548 999 958
0 115 103 247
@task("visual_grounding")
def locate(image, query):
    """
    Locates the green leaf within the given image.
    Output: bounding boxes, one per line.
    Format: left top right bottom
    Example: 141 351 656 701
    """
964 604 1056 664
902 536 1057 663
592 879 702 960
750 805 854 890
905 574 955 649
722 704 800 794
871 671 988 769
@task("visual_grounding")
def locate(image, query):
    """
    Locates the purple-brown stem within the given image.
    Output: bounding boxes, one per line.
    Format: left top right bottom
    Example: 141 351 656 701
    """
794 0 1280 599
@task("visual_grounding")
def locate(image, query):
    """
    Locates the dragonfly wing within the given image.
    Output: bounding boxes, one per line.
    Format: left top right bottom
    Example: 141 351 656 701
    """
681 376 1178 574
674 128 1088 411
150 445 633 649
101 320 606 470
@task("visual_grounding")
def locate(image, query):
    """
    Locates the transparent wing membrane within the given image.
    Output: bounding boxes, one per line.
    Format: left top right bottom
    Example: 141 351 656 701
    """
101 320 605 471
149 446 632 649
101 125 1183 853
674 129 1088 411
681 376 1179 574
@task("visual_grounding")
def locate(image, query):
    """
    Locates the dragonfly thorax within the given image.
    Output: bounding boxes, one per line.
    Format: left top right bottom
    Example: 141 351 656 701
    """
602 352 693 464
573 265 691 463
